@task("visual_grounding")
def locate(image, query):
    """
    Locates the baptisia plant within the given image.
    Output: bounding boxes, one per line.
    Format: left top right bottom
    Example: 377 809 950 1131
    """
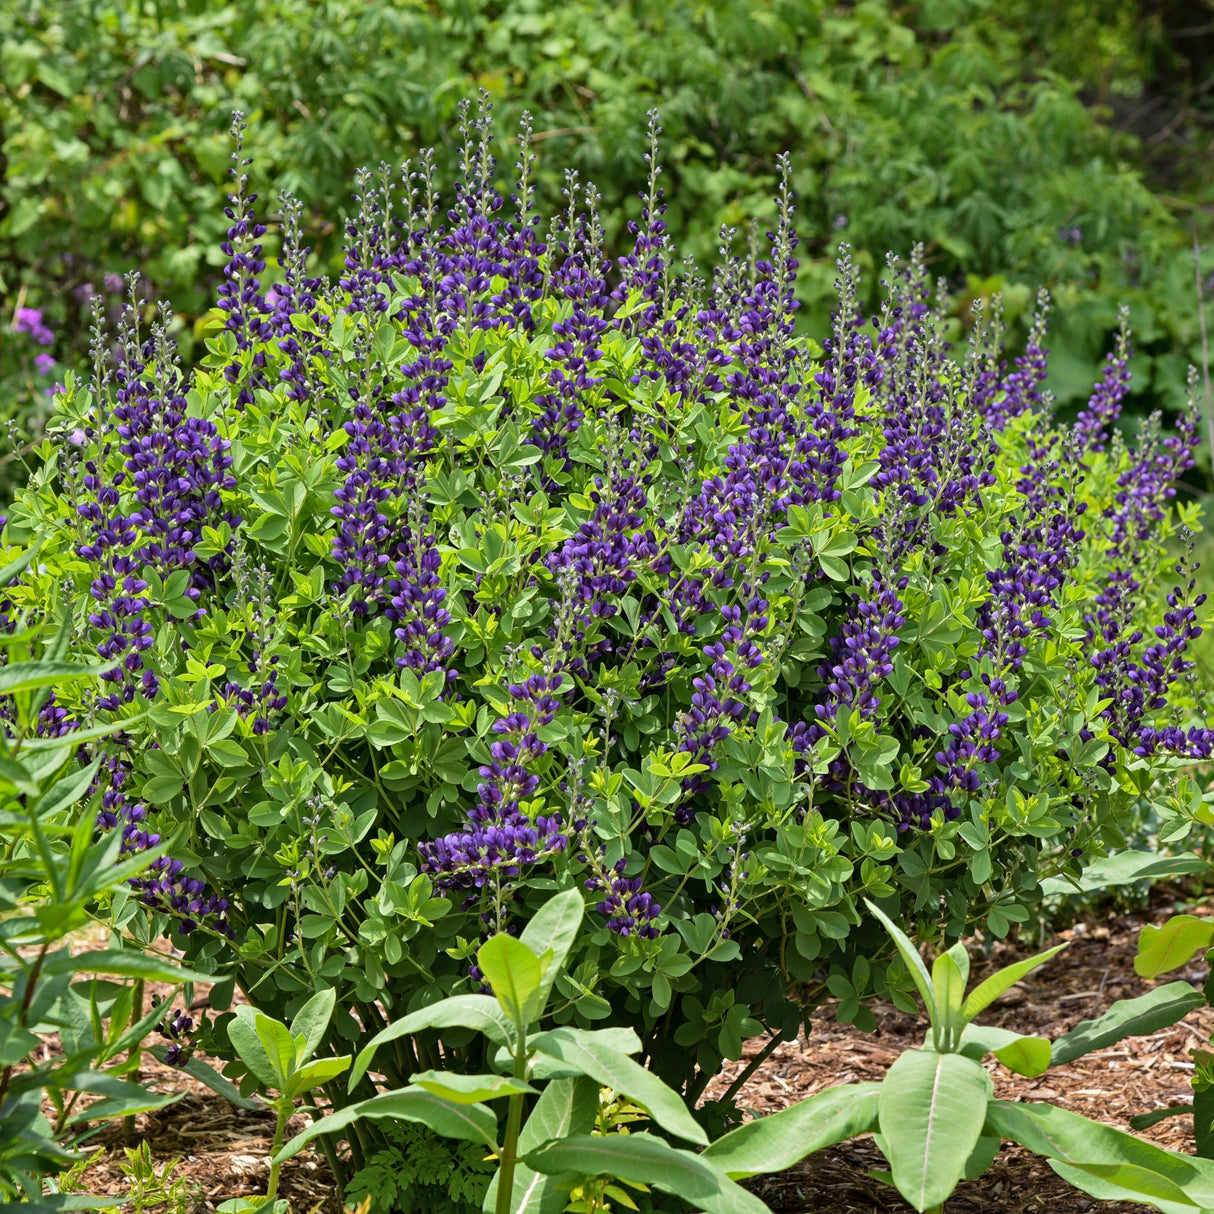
3 97 1212 1191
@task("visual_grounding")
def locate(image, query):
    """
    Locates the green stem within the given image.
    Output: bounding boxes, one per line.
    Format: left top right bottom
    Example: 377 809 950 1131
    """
265 1097 292 1204
124 977 145 1141
495 1048 529 1214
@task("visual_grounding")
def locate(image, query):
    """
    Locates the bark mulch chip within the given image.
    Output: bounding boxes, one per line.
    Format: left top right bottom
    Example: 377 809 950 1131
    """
60 890 1214 1212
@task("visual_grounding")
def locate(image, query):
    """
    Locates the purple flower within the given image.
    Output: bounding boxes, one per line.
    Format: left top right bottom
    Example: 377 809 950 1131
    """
14 307 54 347
33 352 56 375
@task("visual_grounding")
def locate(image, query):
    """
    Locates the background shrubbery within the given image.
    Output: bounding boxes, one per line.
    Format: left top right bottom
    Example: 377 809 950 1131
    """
3 0 1214 482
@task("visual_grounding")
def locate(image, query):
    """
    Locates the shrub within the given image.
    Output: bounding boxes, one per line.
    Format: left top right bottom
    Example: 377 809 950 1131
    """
5 105 1212 1179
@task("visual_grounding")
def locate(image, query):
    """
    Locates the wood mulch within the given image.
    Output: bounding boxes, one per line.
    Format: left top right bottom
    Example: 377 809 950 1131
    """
61 886 1214 1213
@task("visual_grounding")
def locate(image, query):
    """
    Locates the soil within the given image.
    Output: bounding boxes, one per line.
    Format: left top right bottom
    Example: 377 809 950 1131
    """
60 886 1214 1213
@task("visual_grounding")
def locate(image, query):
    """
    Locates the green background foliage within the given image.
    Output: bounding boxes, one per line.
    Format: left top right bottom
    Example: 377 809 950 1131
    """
3 0 1213 467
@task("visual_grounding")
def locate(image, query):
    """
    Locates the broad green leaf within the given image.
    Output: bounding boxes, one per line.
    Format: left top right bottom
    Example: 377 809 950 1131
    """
289 988 336 1061
478 933 545 1027
283 1055 352 1100
961 943 1067 1021
1136 917 1214 979
524 1133 768 1214
958 1024 1051 1078
29 758 99 821
410 1069 536 1104
964 1134 1002 1180
986 1100 1214 1205
481 1165 567 1214
276 1086 499 1163
0 659 115 696
1195 1085 1214 1160
864 898 936 1022
528 1026 706 1145
877 1049 993 1212
1050 982 1204 1065
1049 1161 1203 1213
703 1082 880 1178
66 1088 181 1124
1129 1105 1193 1133
246 1009 298 1086
349 995 513 1090
518 1075 600 1153
523 1025 644 1078
42 949 211 983
226 1011 279 1089
1041 851 1206 897
932 945 969 1046
519 888 584 1010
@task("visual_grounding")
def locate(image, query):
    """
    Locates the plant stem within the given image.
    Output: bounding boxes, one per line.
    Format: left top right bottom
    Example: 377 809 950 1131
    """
495 1047 529 1214
719 1028 790 1108
125 977 145 1141
265 1097 291 1204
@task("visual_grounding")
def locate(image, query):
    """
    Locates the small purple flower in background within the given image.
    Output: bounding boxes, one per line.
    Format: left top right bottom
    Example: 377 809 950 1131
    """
1059 225 1084 246
33 352 56 375
13 307 54 347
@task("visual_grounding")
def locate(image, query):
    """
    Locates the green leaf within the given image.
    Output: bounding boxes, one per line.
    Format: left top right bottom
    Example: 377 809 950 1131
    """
528 1026 706 1145
275 1087 499 1163
958 1024 1052 1078
1049 1161 1203 1212
481 1165 567 1214
1195 1085 1214 1160
42 950 211 983
1050 982 1204 1066
985 1100 1214 1206
30 758 100 821
519 888 584 1011
478 933 545 1027
284 1055 352 1100
961 943 1067 1021
247 1009 298 1086
1136 916 1214 979
964 1134 1002 1180
864 898 936 1022
525 1026 643 1078
349 995 513 1090
702 1082 880 1178
410 1069 536 1104
0 659 114 696
66 1088 181 1124
932 943 969 1046
1129 1105 1194 1133
289 988 336 1061
226 1011 279 1089
1041 851 1206 897
877 1049 993 1212
523 1134 768 1214
518 1075 600 1153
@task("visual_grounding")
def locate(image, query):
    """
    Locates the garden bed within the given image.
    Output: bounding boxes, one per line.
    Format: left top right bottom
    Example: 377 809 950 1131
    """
61 887 1214 1213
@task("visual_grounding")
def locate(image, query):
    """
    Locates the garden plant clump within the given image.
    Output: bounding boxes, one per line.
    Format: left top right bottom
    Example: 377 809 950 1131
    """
6 99 1214 1198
